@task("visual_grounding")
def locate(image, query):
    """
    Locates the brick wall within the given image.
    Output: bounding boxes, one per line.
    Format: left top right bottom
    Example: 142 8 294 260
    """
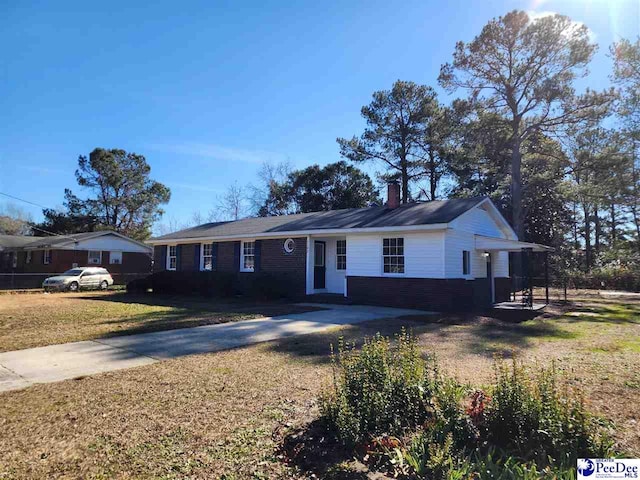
178 244 199 271
494 277 511 303
347 276 508 311
259 237 306 274
151 237 308 296
0 248 151 288
216 241 237 272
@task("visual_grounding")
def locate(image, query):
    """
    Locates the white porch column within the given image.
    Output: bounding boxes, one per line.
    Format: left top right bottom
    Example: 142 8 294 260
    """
305 235 313 295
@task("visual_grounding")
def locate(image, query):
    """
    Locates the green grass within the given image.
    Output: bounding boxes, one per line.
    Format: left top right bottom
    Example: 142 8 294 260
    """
0 291 318 352
0 291 638 478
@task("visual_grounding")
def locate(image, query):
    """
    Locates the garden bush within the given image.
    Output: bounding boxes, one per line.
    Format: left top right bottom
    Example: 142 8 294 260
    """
126 276 151 293
484 360 612 468
567 265 640 292
150 271 235 297
318 330 614 479
243 272 298 300
320 329 442 447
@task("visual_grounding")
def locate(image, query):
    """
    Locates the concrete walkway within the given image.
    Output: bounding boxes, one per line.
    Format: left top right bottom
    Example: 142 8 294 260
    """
0 304 429 393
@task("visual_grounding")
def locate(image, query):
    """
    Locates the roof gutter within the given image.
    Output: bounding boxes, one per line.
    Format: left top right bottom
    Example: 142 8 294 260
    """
146 223 450 245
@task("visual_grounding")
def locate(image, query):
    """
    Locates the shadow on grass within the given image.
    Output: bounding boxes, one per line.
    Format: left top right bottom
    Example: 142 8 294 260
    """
80 292 322 339
278 419 368 480
560 301 640 325
266 311 583 365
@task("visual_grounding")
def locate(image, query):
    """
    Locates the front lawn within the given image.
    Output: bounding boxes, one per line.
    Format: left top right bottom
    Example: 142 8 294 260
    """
0 291 319 352
0 291 638 478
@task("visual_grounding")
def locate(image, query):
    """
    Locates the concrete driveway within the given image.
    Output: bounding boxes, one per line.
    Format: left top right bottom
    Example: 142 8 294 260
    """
0 303 430 393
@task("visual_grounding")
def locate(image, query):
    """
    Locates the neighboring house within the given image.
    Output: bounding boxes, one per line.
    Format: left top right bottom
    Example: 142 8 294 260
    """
147 183 551 311
0 231 152 288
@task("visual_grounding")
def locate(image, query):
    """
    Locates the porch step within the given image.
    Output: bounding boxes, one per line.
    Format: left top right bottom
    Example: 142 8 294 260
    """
306 293 352 305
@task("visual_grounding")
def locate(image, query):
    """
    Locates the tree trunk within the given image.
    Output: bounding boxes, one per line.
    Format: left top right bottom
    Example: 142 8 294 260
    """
594 210 601 254
511 137 524 240
573 202 579 250
429 145 437 200
583 204 592 271
401 157 409 204
610 202 616 247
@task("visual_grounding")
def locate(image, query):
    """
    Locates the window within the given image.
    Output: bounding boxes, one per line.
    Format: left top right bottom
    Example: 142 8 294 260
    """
462 250 470 275
88 250 102 265
241 241 255 272
25 251 32 264
336 240 346 270
43 249 52 265
110 251 122 264
383 238 404 274
11 252 17 268
202 243 213 271
167 245 177 270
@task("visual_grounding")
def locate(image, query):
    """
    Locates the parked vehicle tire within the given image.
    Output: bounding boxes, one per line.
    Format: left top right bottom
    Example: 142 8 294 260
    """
68 281 79 292
100 280 109 290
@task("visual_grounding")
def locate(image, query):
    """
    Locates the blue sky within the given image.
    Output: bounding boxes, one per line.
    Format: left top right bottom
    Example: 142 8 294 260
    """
1 0 638 229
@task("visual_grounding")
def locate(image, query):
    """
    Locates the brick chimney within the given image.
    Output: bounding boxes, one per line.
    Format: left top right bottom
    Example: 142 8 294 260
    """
387 181 400 209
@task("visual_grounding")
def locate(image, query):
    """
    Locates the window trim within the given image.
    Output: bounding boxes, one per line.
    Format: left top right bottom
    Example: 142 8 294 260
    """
201 243 214 271
240 240 256 272
336 239 346 271
382 237 405 276
43 249 52 265
166 245 177 271
88 250 102 265
109 251 123 265
462 250 471 276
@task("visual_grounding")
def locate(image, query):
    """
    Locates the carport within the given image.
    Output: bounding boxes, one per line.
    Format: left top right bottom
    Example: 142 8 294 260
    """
474 235 554 309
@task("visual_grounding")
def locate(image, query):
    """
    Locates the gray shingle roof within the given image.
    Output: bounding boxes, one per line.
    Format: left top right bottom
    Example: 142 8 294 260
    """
0 235 40 249
151 197 487 241
21 232 102 248
0 231 151 251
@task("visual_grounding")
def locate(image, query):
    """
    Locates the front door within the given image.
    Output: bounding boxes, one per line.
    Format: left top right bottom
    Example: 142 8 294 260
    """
314 241 326 289
486 252 494 304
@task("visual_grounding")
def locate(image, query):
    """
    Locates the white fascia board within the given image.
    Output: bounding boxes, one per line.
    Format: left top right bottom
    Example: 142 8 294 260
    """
477 198 518 240
474 234 554 252
23 231 152 252
145 223 449 245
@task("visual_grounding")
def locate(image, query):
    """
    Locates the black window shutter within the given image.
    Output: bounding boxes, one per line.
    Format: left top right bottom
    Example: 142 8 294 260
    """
254 240 262 272
194 244 201 271
211 243 218 271
233 241 241 272
176 245 182 271
157 246 167 271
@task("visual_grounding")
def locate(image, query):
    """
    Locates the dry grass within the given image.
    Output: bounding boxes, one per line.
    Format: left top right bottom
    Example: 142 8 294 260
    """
0 291 638 478
0 291 318 352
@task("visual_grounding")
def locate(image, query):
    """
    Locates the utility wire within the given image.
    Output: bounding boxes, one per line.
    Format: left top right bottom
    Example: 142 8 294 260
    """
0 191 71 238
0 191 53 211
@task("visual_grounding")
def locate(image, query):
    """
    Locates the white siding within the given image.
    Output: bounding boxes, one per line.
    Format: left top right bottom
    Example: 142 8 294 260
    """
346 231 445 278
444 205 512 279
444 229 489 279
74 234 151 253
444 229 474 278
449 205 505 237
493 251 509 277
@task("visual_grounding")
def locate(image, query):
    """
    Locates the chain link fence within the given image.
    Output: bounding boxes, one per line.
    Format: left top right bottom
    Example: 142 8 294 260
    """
0 272 149 290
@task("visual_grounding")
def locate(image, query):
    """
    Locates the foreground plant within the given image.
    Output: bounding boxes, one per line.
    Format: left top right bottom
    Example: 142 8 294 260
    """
318 330 614 479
